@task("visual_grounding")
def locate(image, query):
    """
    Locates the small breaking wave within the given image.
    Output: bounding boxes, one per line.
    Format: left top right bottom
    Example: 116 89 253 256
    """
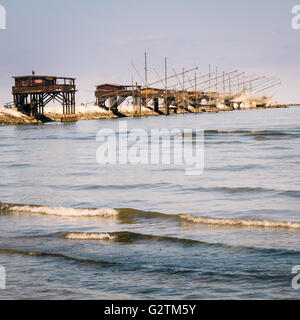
2 232 300 258
64 231 200 245
65 232 117 241
179 214 300 229
0 202 119 218
1 202 299 230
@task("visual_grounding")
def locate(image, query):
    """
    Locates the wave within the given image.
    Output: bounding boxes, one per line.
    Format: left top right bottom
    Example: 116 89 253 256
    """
0 202 118 218
180 186 300 199
205 130 300 139
205 130 268 135
64 231 200 245
0 247 117 266
73 182 172 191
207 164 264 171
181 129 291 138
66 232 117 241
1 202 300 230
254 136 269 141
2 231 300 265
216 186 272 194
14 231 300 257
118 208 177 221
279 190 300 199
182 186 274 194
179 214 300 229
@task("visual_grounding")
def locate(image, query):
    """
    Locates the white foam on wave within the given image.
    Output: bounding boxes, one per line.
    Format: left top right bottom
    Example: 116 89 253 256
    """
179 214 300 229
65 232 117 241
5 204 119 218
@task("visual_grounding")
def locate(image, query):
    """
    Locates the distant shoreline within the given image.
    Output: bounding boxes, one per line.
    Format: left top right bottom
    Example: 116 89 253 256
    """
0 103 293 126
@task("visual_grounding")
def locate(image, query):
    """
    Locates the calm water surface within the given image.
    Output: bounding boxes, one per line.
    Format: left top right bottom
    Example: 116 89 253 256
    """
0 107 299 299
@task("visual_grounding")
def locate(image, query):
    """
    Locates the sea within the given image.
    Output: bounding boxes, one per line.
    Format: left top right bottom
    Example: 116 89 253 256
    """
0 106 299 300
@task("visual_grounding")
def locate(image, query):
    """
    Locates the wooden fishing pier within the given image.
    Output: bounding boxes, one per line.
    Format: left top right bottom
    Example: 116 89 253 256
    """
94 82 259 117
12 72 77 122
93 53 282 117
7 54 284 124
95 83 174 117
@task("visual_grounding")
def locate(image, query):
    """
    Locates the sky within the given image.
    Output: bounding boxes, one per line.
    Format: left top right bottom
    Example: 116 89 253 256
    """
0 0 299 105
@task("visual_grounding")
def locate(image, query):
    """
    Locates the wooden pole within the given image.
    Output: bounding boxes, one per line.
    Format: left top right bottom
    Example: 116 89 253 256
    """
183 67 185 92
137 82 141 117
131 76 135 117
145 52 148 109
216 67 218 93
208 64 211 104
165 57 169 115
165 57 168 94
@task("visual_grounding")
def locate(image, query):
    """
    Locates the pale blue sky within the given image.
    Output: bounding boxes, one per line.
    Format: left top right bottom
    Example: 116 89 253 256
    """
0 0 299 105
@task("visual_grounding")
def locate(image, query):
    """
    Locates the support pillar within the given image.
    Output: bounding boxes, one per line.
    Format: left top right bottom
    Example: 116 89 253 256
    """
165 98 170 115
133 96 141 117
153 98 159 113
108 97 117 113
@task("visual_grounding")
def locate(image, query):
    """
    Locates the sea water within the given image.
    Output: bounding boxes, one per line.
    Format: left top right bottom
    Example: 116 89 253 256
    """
0 107 299 299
